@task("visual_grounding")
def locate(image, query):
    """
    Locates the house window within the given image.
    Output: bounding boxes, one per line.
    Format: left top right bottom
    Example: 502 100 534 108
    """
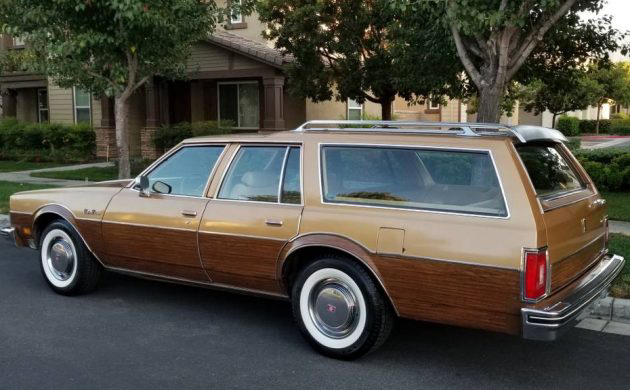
218 82 260 129
230 0 243 24
73 87 92 124
12 36 25 47
428 100 440 110
347 98 363 120
37 88 49 123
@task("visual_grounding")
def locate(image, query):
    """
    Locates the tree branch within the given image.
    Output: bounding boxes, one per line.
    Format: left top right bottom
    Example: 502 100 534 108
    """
507 0 578 80
449 20 482 88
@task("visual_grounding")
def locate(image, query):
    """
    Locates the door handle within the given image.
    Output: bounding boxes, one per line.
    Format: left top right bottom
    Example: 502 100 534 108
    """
181 210 198 217
265 219 283 226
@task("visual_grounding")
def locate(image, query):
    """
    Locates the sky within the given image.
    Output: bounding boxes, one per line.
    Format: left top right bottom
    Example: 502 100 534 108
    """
582 0 630 60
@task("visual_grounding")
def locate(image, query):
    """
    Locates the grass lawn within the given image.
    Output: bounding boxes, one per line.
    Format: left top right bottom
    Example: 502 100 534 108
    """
610 234 630 299
31 162 150 182
0 181 57 214
601 192 630 222
0 161 66 173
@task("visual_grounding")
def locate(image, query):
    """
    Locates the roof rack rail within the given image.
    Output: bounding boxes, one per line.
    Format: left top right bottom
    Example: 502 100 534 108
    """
294 120 527 142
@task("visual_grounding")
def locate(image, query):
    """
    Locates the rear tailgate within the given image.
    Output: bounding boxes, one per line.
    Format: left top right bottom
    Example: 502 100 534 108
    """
517 143 608 293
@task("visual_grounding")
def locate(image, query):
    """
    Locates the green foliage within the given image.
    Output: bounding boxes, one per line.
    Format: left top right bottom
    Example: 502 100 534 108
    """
610 234 630 298
577 148 630 191
579 119 611 134
555 116 580 136
0 119 95 163
565 138 581 152
153 121 234 151
257 0 463 119
611 113 630 120
1 0 219 97
610 119 630 135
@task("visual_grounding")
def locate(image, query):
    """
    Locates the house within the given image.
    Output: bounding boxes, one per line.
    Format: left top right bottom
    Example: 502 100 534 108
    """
0 4 512 161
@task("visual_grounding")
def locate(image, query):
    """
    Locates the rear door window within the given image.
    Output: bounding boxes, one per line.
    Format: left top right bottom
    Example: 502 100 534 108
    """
321 145 508 217
516 144 585 198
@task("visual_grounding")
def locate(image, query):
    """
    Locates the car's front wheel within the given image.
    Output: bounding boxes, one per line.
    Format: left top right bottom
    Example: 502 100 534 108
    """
39 220 102 295
291 255 394 359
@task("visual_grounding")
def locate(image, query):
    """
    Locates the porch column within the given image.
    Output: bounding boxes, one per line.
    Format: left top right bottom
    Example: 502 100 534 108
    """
96 95 116 159
1 89 17 119
262 76 286 131
141 78 160 160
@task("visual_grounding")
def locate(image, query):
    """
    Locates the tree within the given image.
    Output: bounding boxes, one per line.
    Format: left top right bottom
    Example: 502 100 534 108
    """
520 72 599 128
0 0 220 178
409 0 625 123
257 0 463 120
586 62 630 133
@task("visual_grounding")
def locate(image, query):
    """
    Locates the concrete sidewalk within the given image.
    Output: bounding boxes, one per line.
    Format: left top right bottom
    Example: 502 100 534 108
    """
610 220 630 236
0 161 114 187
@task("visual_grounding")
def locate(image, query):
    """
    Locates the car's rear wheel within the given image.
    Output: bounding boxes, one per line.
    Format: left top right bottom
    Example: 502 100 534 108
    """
39 220 102 295
291 255 394 359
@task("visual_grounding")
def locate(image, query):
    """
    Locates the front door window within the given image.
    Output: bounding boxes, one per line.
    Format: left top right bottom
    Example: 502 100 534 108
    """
146 145 225 197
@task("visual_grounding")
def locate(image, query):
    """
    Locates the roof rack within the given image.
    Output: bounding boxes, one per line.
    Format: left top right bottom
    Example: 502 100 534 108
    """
294 120 526 142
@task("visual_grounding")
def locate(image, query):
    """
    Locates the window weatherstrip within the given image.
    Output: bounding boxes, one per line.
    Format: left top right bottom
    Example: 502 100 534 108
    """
278 146 290 203
317 142 511 220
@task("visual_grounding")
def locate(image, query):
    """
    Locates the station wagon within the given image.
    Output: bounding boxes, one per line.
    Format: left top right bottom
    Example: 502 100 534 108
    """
2 120 625 359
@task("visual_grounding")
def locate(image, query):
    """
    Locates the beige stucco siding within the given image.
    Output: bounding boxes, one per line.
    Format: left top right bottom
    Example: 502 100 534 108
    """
91 95 102 127
48 83 74 124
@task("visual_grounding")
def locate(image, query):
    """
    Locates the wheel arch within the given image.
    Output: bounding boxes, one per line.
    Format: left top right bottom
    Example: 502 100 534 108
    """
278 234 399 316
32 204 104 266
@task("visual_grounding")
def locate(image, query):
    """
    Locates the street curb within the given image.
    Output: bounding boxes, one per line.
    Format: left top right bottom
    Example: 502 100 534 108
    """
590 296 630 324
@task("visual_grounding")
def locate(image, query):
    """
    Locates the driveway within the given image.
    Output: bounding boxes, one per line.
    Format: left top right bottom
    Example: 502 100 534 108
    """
2 242 630 390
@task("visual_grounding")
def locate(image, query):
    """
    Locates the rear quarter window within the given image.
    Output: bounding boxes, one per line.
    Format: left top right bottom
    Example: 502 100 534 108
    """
321 145 508 217
516 144 585 198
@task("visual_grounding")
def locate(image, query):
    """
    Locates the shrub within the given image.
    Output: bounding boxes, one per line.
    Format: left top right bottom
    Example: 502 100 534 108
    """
153 120 234 151
576 148 630 191
565 138 581 151
579 119 611 134
556 116 580 136
611 113 630 120
0 119 95 163
610 119 630 135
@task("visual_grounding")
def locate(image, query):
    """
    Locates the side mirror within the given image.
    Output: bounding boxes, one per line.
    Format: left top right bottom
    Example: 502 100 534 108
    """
152 181 172 195
139 175 151 198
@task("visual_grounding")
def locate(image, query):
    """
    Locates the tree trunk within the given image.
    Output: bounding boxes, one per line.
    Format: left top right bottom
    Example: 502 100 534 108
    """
552 113 558 128
114 95 131 179
476 85 503 123
381 98 393 120
596 102 602 135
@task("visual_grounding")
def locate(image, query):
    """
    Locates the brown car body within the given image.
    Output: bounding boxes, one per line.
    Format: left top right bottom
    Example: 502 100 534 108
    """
3 121 625 346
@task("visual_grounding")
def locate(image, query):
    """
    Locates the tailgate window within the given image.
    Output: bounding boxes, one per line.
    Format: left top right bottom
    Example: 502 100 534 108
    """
517 144 585 199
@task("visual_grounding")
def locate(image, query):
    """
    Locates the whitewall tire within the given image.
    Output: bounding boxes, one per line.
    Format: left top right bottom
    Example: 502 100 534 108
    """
292 255 394 359
39 220 102 295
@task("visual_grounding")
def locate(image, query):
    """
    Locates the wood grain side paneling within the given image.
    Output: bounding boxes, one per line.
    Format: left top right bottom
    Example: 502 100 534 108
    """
101 222 208 282
280 234 522 335
551 235 605 293
199 233 285 294
75 218 103 254
373 255 522 335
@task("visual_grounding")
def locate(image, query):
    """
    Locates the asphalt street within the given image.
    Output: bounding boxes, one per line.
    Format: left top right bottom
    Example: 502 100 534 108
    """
1 242 630 390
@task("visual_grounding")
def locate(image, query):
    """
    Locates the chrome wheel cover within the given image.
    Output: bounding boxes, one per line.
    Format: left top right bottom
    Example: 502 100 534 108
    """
308 279 360 339
47 239 75 281
41 229 78 288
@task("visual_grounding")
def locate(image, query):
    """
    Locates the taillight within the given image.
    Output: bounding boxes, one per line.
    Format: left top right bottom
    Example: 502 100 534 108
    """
523 248 549 301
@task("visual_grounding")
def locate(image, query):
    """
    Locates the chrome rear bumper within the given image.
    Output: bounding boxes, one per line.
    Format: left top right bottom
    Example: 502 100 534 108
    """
521 254 625 341
0 226 17 246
